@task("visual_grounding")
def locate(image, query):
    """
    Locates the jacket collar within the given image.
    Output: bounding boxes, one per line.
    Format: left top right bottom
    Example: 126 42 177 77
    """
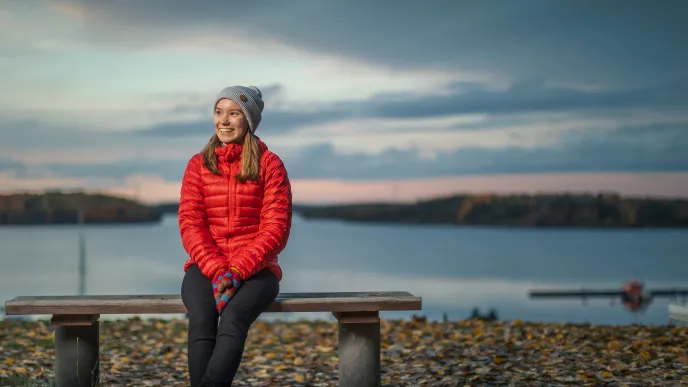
215 135 268 163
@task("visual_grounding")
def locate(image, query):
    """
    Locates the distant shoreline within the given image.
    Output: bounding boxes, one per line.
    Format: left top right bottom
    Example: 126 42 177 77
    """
291 192 688 229
2 191 688 228
0 192 164 226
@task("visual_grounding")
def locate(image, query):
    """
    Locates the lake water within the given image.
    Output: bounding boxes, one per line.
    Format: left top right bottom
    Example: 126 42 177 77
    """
1 214 687 326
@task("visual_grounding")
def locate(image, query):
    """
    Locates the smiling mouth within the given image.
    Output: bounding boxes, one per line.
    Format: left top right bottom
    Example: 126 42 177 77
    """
219 128 235 133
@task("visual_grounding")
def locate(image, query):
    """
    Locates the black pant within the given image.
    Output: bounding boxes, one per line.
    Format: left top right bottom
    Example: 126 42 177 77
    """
181 264 279 387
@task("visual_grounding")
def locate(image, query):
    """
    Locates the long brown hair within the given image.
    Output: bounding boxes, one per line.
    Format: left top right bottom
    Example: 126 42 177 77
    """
202 133 261 183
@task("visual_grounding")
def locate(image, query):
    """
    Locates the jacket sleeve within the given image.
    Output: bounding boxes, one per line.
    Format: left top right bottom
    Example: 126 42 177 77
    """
178 154 228 279
229 153 292 280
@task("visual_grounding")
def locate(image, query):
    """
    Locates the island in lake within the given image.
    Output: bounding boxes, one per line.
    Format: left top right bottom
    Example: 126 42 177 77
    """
0 192 164 225
2 191 688 228
292 192 688 229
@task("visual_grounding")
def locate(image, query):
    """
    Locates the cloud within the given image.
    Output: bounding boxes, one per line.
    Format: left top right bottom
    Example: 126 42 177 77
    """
352 78 687 118
289 173 688 204
137 103 349 137
46 159 189 182
3 121 686 184
0 116 209 164
282 122 688 180
135 79 688 138
0 158 25 172
3 78 685 170
49 0 688 87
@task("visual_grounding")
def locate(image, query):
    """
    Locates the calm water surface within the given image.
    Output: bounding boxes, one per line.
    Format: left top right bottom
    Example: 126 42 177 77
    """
1 214 686 325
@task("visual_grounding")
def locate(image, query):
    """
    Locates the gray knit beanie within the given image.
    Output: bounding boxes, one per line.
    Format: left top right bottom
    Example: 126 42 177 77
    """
214 85 264 133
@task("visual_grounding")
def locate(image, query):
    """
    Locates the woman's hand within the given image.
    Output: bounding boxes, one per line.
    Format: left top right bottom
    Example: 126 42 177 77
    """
213 268 243 313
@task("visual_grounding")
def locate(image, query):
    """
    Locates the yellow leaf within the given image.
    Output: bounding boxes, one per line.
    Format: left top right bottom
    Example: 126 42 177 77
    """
640 351 650 361
255 368 269 377
294 373 305 383
601 371 613 378
607 340 621 351
577 373 595 382
4 358 14 365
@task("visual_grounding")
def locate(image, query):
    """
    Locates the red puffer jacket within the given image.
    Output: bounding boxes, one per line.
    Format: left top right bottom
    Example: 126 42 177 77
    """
178 138 292 282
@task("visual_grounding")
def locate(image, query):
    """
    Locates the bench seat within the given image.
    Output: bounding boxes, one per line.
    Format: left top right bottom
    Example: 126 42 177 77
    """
5 291 421 315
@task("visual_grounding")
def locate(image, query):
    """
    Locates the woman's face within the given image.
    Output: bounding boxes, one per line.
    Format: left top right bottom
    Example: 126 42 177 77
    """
214 98 249 144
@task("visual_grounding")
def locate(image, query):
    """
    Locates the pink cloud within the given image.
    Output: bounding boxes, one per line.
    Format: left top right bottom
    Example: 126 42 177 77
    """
2 172 687 204
48 1 91 22
290 172 688 204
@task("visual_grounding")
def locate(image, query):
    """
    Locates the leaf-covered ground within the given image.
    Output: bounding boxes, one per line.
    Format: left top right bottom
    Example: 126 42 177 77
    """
1 317 686 386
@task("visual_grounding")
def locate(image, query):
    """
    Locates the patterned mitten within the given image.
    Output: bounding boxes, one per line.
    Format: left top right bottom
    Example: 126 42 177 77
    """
214 268 243 313
212 270 234 312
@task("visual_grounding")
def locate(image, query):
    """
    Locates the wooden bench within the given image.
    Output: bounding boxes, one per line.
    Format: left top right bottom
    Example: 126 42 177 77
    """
4 291 422 387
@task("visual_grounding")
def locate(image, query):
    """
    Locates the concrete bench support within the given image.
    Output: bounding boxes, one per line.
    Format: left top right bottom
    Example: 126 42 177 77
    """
334 311 381 387
52 314 100 387
5 292 421 386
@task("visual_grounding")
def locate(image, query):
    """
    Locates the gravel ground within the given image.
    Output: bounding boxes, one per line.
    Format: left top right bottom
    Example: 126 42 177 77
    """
1 317 687 386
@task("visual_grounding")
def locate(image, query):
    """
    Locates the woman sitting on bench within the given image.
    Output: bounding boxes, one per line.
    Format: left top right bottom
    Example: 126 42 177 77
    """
178 85 292 387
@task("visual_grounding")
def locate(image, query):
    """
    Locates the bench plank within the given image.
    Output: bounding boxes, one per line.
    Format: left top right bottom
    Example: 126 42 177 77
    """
5 291 421 315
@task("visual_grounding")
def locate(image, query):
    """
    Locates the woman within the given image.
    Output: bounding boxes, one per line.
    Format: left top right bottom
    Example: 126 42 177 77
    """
178 85 292 386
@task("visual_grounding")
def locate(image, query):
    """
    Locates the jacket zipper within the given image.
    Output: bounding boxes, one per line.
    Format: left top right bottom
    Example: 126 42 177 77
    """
227 163 235 256
230 164 234 258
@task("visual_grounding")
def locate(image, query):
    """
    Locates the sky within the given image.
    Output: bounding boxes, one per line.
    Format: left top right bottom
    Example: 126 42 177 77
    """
1 0 687 204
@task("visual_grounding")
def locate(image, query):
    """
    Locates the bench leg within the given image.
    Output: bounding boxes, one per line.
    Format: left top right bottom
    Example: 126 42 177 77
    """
52 314 100 387
333 311 381 387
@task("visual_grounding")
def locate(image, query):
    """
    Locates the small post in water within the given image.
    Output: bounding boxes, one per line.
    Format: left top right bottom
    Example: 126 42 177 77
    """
78 208 86 296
